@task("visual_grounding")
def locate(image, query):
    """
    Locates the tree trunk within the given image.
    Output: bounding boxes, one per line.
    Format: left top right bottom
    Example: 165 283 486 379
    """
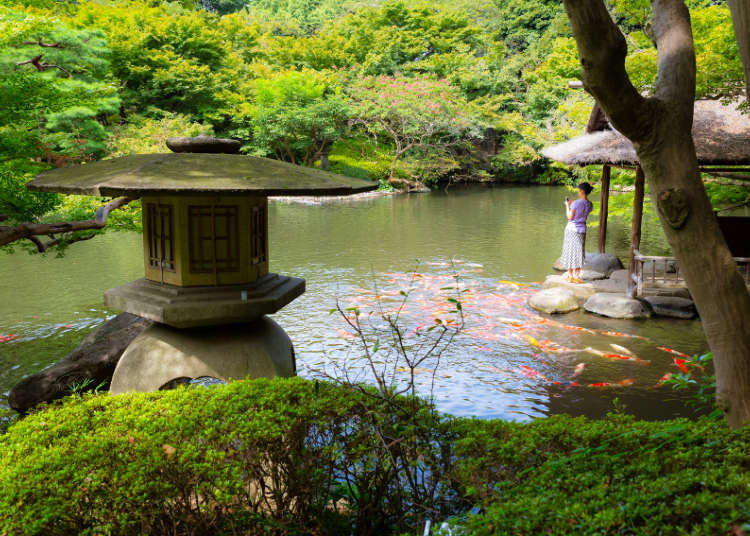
598 164 610 253
564 0 750 427
729 0 750 100
627 166 644 298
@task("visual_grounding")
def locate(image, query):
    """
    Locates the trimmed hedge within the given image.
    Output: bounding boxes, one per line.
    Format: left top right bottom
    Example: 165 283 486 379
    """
0 378 748 535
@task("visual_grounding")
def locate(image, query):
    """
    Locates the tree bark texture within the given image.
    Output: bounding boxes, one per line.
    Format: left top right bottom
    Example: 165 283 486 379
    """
627 166 645 298
729 0 750 100
564 0 750 426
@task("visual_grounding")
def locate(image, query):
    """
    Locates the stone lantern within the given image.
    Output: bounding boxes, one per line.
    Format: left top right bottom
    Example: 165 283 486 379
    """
27 137 375 393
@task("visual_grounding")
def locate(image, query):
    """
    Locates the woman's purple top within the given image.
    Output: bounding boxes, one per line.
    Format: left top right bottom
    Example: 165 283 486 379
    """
570 199 593 233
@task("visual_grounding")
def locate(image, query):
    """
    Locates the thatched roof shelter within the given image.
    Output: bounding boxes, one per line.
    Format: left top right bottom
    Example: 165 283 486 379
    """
542 97 750 297
542 99 750 167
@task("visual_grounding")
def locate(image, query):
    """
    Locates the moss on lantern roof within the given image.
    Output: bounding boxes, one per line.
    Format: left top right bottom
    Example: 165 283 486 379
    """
26 154 377 197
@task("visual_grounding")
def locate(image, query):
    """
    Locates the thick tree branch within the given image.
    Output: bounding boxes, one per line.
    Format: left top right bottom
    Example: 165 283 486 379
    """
19 40 65 49
0 197 137 252
728 0 750 101
563 0 650 140
651 0 696 114
16 54 71 77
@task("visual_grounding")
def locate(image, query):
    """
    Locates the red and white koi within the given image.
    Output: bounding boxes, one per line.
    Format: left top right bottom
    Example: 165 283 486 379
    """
572 363 587 377
0 333 17 343
538 339 578 354
657 346 690 359
655 373 673 387
584 347 650 366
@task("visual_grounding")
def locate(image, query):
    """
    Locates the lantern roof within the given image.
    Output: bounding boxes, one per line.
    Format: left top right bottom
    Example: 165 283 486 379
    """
26 153 377 197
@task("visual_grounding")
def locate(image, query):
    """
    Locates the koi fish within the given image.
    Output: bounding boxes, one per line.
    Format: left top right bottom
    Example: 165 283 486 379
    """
655 373 673 387
673 358 690 374
589 378 635 388
519 365 549 381
573 363 587 377
525 335 540 348
0 334 17 342
498 280 522 287
610 344 634 356
584 347 650 366
600 330 648 340
396 367 433 374
657 346 690 359
335 328 356 340
539 339 578 354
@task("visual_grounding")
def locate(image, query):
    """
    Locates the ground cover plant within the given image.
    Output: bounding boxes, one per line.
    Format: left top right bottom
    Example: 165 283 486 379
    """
0 378 748 536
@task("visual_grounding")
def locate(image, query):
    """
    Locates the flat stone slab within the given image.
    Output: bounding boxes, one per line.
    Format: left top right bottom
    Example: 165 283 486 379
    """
528 288 580 314
644 296 697 319
584 293 652 319
104 274 305 328
591 277 628 294
543 275 597 300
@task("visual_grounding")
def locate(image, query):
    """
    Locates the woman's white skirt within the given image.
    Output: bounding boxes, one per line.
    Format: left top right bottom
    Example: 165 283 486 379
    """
561 222 586 269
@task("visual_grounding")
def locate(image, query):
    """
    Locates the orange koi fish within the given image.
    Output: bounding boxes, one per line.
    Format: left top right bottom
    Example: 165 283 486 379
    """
335 328 357 340
0 333 17 342
655 373 673 387
573 363 587 377
539 339 578 354
673 358 692 374
657 346 690 359
519 365 549 381
600 330 648 340
589 378 635 388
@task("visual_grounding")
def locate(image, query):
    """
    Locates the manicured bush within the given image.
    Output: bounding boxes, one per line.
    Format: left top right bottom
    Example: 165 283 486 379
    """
456 414 750 535
1 379 748 536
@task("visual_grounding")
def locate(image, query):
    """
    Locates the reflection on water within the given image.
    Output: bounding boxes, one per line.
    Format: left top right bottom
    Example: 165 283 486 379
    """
0 186 708 420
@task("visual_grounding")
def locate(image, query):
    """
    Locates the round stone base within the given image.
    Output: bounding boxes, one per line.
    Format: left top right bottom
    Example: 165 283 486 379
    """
109 316 295 394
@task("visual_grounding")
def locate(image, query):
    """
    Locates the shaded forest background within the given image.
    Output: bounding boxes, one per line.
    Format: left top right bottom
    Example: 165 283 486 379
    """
0 0 746 250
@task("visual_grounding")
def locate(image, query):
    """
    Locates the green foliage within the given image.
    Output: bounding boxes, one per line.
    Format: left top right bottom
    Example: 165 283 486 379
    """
1 379 748 535
239 70 349 165
459 412 750 535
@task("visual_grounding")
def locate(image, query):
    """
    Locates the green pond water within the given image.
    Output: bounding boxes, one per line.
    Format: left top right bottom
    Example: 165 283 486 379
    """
0 185 715 421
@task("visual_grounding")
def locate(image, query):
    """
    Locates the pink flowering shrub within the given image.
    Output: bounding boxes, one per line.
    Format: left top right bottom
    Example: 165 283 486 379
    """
348 74 482 184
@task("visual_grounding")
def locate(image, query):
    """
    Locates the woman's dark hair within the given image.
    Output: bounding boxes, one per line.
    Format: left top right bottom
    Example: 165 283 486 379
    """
577 182 594 195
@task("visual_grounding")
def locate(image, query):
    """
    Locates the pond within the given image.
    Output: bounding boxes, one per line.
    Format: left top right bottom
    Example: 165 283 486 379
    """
0 185 713 421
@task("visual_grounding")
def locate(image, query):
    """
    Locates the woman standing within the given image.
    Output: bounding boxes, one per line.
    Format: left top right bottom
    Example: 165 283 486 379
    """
561 182 594 283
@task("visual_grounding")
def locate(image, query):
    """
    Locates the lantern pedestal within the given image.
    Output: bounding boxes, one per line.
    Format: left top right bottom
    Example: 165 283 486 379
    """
109 316 295 394
103 274 305 328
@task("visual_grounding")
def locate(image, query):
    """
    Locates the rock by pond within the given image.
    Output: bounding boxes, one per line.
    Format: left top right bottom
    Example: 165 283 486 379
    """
553 252 623 276
643 296 697 319
528 288 580 314
584 293 652 320
8 313 151 413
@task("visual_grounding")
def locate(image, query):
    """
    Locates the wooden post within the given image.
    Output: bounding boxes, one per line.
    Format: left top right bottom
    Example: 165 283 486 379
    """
627 165 645 297
598 164 610 253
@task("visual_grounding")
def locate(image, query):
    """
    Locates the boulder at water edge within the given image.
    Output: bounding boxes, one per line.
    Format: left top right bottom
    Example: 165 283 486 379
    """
553 252 623 276
584 293 652 319
528 288 580 314
543 275 597 299
8 313 151 413
643 296 697 319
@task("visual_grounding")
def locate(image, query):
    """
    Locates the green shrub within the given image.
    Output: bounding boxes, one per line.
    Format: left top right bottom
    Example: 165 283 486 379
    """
457 414 750 535
1 379 749 536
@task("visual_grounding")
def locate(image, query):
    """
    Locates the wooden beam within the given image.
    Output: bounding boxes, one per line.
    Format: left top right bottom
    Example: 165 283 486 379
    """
627 166 645 297
598 164 610 253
